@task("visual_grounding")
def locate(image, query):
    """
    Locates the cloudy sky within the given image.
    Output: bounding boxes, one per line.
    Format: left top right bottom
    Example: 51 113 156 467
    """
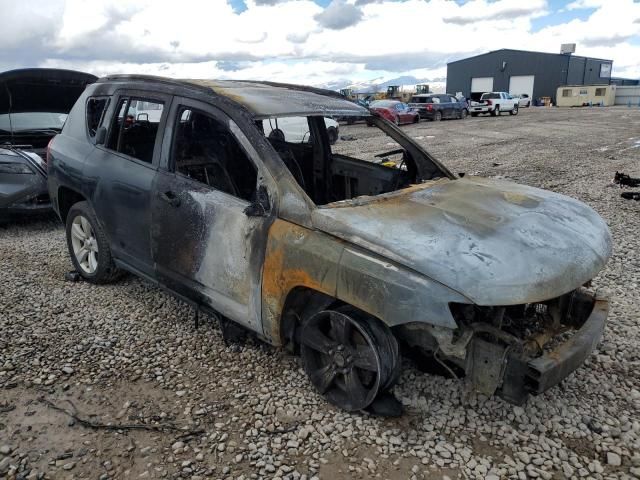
1 0 639 87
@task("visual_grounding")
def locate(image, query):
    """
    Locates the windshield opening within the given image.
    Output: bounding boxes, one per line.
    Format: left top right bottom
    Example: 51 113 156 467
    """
260 113 448 206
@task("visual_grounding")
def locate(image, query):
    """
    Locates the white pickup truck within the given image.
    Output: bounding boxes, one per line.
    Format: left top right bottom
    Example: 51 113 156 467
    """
470 92 519 117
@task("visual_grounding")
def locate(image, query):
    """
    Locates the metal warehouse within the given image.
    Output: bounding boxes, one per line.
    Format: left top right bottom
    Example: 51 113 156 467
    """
446 48 613 104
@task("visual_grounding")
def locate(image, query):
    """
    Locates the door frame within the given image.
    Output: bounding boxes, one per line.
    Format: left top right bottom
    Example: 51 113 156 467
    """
153 95 279 330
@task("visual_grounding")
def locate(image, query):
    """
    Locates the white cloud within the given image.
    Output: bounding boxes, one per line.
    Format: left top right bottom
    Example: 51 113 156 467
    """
1 0 639 86
314 0 363 30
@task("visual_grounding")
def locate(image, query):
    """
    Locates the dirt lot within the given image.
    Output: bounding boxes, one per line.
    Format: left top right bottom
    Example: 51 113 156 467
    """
1 106 639 480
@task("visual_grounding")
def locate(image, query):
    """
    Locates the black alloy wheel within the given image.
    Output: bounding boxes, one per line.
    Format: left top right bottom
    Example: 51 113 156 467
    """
300 307 399 412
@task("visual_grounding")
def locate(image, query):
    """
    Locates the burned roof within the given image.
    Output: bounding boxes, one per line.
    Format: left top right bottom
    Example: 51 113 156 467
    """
188 79 369 119
98 75 369 119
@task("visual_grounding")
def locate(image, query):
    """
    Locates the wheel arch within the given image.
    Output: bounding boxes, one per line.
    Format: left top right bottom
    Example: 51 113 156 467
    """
57 186 88 223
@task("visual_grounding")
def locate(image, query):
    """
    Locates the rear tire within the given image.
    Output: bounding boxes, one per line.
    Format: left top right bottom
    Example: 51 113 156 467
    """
491 105 500 116
433 111 442 121
65 201 120 284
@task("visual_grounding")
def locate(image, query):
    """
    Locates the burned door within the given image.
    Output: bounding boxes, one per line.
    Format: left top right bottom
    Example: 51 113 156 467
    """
151 99 274 331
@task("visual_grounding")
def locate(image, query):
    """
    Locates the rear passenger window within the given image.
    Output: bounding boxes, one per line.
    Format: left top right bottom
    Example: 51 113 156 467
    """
106 97 164 163
86 97 109 137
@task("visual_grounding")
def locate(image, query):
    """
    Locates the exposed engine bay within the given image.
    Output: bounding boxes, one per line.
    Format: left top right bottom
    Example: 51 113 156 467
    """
396 287 606 405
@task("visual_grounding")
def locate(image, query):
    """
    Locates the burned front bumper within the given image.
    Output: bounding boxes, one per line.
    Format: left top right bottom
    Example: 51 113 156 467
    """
482 291 608 405
398 288 608 405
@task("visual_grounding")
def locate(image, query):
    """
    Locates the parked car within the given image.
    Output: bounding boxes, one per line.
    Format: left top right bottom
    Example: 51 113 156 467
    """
48 75 611 414
408 94 468 121
470 92 519 116
0 147 50 221
513 94 531 107
262 116 339 144
367 100 419 125
0 68 96 219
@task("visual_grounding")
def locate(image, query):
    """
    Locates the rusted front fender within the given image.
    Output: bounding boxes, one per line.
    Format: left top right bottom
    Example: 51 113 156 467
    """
260 219 471 345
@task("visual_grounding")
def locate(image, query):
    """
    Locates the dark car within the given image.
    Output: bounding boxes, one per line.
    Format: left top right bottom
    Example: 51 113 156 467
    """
0 147 50 220
408 94 468 121
367 100 419 125
0 68 97 218
48 75 611 414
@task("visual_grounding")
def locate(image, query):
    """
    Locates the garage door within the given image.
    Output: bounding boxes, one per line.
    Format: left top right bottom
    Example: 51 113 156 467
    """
509 75 535 99
471 77 494 93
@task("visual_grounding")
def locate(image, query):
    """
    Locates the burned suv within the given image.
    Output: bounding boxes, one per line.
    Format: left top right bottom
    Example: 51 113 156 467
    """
48 75 611 413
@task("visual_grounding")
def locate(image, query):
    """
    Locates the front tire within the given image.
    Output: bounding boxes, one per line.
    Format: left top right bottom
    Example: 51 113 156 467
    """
510 104 519 115
66 201 120 283
300 306 400 412
460 108 468 119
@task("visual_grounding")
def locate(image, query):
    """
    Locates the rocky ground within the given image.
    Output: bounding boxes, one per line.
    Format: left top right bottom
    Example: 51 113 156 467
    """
1 106 639 480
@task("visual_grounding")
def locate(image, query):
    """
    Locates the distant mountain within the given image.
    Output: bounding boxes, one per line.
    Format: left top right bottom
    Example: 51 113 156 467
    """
315 75 447 94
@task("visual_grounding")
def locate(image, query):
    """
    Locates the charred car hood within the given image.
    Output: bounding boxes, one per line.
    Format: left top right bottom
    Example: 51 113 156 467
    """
0 68 97 115
312 176 612 306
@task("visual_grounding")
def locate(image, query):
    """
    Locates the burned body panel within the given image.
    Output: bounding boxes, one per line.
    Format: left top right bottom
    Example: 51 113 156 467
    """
336 246 470 329
153 177 273 330
186 79 369 119
261 219 342 343
313 176 612 306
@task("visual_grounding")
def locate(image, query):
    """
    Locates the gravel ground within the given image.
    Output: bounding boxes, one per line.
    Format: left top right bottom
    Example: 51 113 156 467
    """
1 106 639 480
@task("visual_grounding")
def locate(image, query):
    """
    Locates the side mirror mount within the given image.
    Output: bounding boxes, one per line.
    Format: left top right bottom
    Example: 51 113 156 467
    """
95 126 107 145
244 185 271 217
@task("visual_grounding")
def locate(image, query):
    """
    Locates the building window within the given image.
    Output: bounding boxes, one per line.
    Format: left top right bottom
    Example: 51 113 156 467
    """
579 89 588 96
595 88 606 97
600 63 611 78
562 89 572 97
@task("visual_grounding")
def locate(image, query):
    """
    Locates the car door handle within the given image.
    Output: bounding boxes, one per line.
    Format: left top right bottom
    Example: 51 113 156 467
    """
158 191 181 207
